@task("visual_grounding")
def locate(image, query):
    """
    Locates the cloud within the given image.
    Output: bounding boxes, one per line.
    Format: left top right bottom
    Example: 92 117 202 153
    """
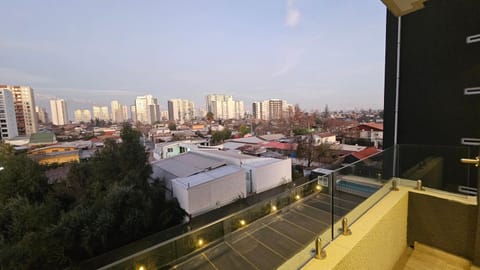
286 0 301 27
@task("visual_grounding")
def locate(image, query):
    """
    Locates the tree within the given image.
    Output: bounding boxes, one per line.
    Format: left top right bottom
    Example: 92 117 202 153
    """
168 122 177 131
295 135 332 167
0 144 49 204
293 128 311 136
211 129 232 145
296 134 317 167
206 112 214 122
0 123 187 268
239 124 250 137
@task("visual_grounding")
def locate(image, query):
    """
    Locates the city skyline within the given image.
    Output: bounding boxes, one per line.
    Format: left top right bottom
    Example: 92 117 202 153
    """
1 1 386 114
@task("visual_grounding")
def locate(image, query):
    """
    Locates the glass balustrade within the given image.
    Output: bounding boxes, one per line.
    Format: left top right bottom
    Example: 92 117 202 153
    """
89 144 477 269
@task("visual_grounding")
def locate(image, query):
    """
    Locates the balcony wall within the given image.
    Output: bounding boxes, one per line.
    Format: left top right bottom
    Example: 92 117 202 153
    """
408 191 477 260
298 184 477 270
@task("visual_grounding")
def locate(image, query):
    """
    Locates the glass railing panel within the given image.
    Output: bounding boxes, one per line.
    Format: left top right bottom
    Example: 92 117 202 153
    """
396 144 475 194
98 146 425 269
96 177 336 269
331 147 394 239
277 176 334 270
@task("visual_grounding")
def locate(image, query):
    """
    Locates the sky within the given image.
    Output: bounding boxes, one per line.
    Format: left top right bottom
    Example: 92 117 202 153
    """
0 0 386 118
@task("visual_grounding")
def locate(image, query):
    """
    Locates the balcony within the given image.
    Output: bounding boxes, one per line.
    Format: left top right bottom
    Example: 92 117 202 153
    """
85 144 480 269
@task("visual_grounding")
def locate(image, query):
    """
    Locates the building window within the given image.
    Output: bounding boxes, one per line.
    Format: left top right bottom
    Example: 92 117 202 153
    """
167 148 173 152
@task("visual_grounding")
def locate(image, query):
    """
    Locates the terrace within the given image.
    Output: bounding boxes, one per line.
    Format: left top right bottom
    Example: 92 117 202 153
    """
90 143 480 269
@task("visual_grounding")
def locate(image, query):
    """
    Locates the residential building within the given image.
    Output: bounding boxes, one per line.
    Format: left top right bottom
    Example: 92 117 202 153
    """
92 106 109 121
74 109 92 123
268 99 287 120
252 101 260 120
168 99 195 123
252 99 289 120
0 89 18 139
122 105 128 122
206 94 244 120
313 132 337 145
110 100 128 123
130 105 137 122
35 106 48 124
50 98 68 126
160 110 168 121
343 122 383 147
135 94 160 124
153 140 210 160
234 100 244 119
1 85 38 135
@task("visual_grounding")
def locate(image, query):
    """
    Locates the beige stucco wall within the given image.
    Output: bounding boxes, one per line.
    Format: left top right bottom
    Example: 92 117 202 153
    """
299 188 409 270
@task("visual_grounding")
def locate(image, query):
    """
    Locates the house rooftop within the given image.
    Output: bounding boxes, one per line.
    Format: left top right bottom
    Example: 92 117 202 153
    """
351 146 380 160
152 152 226 178
173 165 243 189
195 148 260 161
359 122 384 131
261 141 297 151
258 134 286 141
29 132 56 144
226 136 265 144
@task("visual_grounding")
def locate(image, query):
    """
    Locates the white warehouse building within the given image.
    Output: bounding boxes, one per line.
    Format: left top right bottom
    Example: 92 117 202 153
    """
171 165 246 216
151 150 292 217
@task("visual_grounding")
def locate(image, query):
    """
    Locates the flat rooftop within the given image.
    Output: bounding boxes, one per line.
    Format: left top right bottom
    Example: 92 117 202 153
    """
152 152 226 178
173 165 244 189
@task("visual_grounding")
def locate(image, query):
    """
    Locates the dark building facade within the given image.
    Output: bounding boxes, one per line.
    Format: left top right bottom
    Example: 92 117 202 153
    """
383 0 480 189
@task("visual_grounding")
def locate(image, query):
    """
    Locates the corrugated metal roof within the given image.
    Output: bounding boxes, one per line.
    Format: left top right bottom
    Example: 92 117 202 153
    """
222 142 247 150
173 165 244 188
258 134 286 141
152 152 226 177
196 149 258 160
227 137 265 144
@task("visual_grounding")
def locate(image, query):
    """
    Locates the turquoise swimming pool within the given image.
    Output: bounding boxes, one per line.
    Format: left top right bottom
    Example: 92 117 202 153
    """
336 180 380 196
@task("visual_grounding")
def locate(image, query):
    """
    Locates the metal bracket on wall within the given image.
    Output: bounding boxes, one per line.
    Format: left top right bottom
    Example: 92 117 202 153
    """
464 87 480 95
461 138 480 146
466 34 480 44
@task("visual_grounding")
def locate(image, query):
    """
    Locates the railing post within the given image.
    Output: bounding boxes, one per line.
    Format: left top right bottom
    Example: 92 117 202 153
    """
391 179 399 191
314 236 327 260
416 179 425 191
342 218 352 236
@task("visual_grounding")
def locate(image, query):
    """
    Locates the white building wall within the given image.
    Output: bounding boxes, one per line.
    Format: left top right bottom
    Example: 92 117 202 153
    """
93 106 109 121
135 96 148 123
172 168 246 216
206 94 244 120
0 89 18 139
246 158 292 193
260 100 270 120
111 100 126 123
50 99 68 126
168 99 195 123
